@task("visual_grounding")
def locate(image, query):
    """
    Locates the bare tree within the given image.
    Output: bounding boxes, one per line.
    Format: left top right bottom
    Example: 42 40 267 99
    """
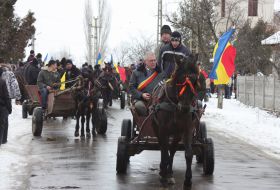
97 0 111 58
84 0 93 65
113 35 156 66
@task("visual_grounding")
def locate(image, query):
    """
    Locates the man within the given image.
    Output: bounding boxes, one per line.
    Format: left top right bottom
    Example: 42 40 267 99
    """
93 64 102 79
27 50 35 63
197 63 207 101
0 67 12 145
24 58 41 85
129 52 162 116
155 25 172 59
64 59 81 88
158 31 191 79
37 60 60 111
36 53 43 68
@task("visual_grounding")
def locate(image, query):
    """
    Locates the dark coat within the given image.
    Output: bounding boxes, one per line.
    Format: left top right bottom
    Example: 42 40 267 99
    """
0 78 12 114
24 63 40 85
65 65 81 88
129 65 163 100
158 43 191 79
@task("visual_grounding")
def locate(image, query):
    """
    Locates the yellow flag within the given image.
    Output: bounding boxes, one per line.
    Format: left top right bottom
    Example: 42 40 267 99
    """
60 72 66 90
114 63 119 73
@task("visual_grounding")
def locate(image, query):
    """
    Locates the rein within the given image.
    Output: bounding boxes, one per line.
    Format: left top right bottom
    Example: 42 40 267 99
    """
176 77 197 97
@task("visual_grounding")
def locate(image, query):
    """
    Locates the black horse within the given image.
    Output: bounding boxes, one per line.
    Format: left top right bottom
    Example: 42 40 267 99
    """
151 54 199 189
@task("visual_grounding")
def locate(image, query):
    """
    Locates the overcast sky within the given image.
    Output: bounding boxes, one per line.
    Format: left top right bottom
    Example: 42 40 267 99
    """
15 0 280 65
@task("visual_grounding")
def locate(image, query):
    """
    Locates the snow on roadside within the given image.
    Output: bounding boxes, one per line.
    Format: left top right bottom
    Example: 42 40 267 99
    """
0 103 33 190
204 97 280 159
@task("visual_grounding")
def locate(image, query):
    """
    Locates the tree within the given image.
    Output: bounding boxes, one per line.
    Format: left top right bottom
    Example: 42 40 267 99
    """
84 0 93 64
0 0 36 63
113 35 155 66
235 20 274 75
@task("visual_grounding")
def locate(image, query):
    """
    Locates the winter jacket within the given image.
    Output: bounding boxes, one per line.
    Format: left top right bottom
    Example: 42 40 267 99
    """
158 43 191 79
1 70 21 100
37 67 61 90
24 63 40 85
0 78 12 114
155 41 169 61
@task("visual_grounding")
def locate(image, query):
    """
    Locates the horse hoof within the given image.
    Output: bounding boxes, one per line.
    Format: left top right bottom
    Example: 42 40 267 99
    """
86 133 91 138
74 131 79 137
92 131 96 136
80 133 85 138
160 176 168 185
167 177 176 185
183 181 192 190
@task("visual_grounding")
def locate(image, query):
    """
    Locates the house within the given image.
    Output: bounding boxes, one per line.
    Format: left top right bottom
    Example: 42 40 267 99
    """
216 0 275 34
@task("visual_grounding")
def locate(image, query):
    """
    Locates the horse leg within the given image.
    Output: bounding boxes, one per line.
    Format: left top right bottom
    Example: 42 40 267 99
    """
75 111 80 137
158 132 170 185
80 114 85 138
183 130 194 189
91 110 96 136
86 111 91 138
167 136 181 184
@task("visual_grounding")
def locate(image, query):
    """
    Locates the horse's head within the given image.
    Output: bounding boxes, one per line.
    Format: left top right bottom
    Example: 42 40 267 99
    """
168 53 199 109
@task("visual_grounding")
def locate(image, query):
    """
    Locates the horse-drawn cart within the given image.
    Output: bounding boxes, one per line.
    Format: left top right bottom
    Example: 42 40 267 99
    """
116 102 215 175
23 78 108 137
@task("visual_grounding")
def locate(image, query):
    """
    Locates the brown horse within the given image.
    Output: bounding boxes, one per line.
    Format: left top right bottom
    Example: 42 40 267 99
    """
150 54 199 189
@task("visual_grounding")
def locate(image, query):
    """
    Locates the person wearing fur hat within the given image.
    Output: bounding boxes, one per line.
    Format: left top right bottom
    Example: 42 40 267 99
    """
155 25 172 59
158 31 191 79
64 59 81 88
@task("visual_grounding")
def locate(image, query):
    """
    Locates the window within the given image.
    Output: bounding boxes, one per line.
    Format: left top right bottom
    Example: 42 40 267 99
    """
221 0 225 17
248 0 258 16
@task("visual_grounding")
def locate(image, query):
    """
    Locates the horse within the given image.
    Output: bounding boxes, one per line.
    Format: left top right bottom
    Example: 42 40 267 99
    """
74 71 104 138
150 54 199 189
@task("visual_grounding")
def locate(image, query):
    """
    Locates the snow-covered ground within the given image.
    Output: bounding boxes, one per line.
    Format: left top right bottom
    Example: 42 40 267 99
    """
204 97 280 159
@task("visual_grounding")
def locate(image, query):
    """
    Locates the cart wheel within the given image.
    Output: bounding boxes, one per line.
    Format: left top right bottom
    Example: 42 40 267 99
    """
22 102 28 119
116 136 129 173
32 107 43 137
196 122 207 163
120 91 126 109
121 119 133 140
199 122 207 141
203 138 215 175
96 108 107 134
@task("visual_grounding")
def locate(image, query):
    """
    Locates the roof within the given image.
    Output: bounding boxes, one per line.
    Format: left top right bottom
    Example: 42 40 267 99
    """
261 31 280 45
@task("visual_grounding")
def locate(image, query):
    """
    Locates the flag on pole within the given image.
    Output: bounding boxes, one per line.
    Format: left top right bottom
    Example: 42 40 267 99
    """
60 72 66 90
95 52 102 65
209 28 236 85
43 53 49 63
118 66 127 83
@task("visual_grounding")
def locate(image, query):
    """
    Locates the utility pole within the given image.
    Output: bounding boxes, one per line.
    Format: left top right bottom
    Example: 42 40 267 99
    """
88 22 93 65
93 17 99 63
157 0 162 46
31 34 35 52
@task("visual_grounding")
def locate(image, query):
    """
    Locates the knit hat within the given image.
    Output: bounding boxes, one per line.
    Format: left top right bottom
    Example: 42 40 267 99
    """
66 59 73 65
160 25 172 35
171 31 182 42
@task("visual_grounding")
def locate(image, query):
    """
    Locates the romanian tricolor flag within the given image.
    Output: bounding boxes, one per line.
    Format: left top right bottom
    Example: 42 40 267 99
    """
95 52 102 65
137 72 158 91
209 29 236 85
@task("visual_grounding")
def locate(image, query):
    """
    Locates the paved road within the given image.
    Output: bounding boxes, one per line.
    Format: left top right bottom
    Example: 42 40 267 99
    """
4 101 280 190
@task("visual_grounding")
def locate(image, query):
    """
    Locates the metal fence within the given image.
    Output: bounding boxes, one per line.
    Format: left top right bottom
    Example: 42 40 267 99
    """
237 76 280 112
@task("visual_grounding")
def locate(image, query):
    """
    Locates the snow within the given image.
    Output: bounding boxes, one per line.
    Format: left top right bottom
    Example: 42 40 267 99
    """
261 31 280 45
204 97 280 159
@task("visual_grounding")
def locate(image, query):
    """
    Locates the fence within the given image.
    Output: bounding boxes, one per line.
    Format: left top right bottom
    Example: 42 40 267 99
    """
237 76 280 112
